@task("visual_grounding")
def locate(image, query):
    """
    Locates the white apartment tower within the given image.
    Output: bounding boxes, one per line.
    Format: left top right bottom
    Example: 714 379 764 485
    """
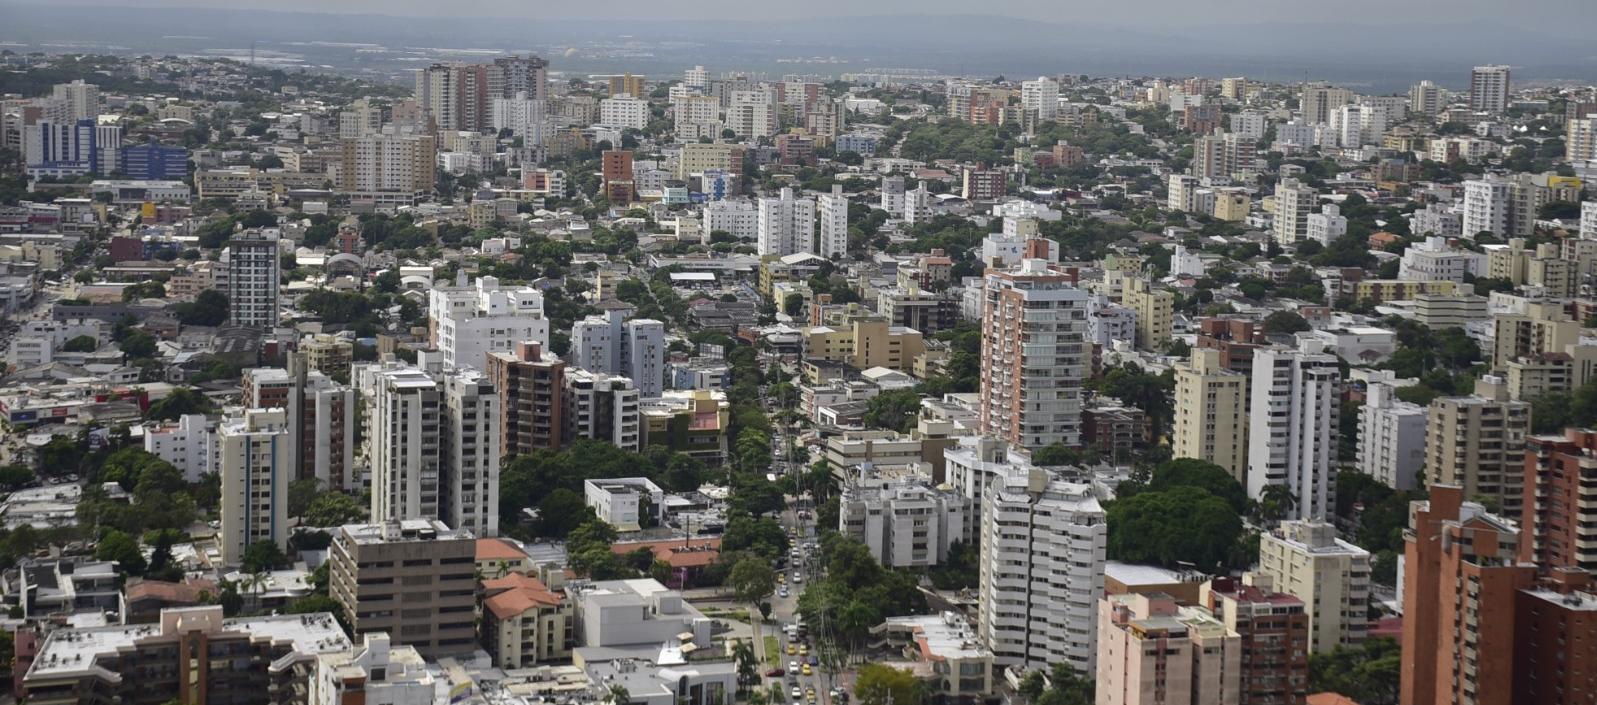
979 259 1088 448
1409 80 1445 117
1272 178 1317 244
684 65 709 90
564 370 642 451
757 187 816 257
598 95 649 130
978 465 1107 673
880 175 906 216
1306 204 1349 245
428 274 550 372
442 369 500 537
219 408 293 566
491 93 548 144
1357 382 1427 491
1247 340 1338 520
1020 77 1060 121
817 184 850 259
227 229 282 327
361 362 444 527
1469 65 1511 114
1463 177 1512 238
571 304 666 398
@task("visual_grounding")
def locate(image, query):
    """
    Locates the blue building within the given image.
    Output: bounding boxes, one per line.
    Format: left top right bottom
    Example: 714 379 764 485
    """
25 119 98 177
120 143 190 180
835 133 879 157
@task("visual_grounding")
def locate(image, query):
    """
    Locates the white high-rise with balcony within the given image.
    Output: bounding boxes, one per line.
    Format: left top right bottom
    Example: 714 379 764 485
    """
1020 77 1059 121
817 184 849 259
442 368 500 537
219 408 292 566
1463 177 1512 238
1469 65 1510 114
978 465 1107 673
1357 382 1427 490
757 187 815 257
1247 340 1338 520
428 274 549 372
978 260 1088 448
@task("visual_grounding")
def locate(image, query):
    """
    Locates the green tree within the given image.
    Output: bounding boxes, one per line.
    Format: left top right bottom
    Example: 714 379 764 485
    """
862 389 922 434
729 556 777 604
119 330 158 359
303 492 366 527
95 529 147 575
0 464 35 489
533 488 594 538
171 289 229 326
61 335 98 352
241 540 289 573
855 664 924 705
1309 638 1401 705
1106 485 1243 572
287 478 322 518
1262 310 1311 335
146 388 215 421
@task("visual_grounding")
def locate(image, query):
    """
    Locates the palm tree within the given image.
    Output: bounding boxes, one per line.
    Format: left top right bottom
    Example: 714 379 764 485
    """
608 685 632 705
733 639 758 695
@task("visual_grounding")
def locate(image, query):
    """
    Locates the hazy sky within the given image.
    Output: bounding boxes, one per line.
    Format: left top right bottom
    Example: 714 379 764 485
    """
31 0 1597 33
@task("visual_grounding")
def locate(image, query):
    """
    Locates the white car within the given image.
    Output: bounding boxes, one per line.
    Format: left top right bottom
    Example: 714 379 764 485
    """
779 587 790 598
792 572 804 583
792 688 803 700
789 661 799 673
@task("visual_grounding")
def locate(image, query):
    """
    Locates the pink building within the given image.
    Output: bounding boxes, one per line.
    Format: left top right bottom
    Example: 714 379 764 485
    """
1097 593 1241 705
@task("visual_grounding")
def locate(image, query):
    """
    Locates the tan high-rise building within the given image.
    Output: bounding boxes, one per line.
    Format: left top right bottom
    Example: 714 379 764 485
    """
1299 84 1354 124
218 408 292 567
608 73 645 98
1121 275 1173 350
1256 521 1371 655
329 519 477 660
338 129 437 205
1173 348 1249 482
486 341 566 457
1491 301 1580 371
1424 376 1531 517
1096 593 1241 705
978 259 1088 448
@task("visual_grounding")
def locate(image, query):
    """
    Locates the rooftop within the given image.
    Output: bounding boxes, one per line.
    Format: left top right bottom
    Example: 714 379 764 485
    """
339 519 472 545
27 608 348 679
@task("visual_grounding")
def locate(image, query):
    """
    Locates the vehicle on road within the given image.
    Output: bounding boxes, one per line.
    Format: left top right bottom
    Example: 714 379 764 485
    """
766 668 785 677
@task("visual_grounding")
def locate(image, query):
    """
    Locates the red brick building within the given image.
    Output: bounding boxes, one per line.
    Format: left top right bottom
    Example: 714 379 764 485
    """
1522 429 1597 572
1204 575 1310 705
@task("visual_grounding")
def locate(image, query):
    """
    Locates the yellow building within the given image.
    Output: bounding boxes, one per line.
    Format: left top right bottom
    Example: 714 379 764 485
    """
1212 190 1251 222
1122 275 1173 350
1173 348 1250 482
1492 302 1581 371
481 569 573 668
1257 520 1372 654
759 252 828 298
301 334 354 377
676 142 743 180
608 73 645 98
1352 279 1457 303
801 316 926 372
640 389 731 464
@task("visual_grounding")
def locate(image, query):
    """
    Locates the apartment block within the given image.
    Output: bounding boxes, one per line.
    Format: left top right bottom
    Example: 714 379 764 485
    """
1096 593 1240 705
563 369 642 451
481 571 572 668
1271 178 1316 244
978 259 1088 448
441 368 499 538
1247 341 1338 520
1425 376 1532 518
329 520 477 660
1356 382 1427 490
801 315 926 372
1257 521 1370 654
978 465 1107 673
839 469 968 568
1201 575 1309 705
1121 275 1173 350
486 341 566 457
428 273 551 373
1173 348 1250 483
218 408 292 567
1521 429 1597 572
227 228 280 327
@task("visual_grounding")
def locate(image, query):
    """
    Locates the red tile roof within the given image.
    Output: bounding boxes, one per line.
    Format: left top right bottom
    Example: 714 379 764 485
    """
611 537 723 569
482 573 563 620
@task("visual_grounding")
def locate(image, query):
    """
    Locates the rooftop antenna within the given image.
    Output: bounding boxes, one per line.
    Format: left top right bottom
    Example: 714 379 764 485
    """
250 41 257 66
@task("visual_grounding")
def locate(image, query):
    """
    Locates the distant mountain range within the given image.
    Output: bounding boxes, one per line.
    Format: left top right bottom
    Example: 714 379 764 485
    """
3 2 1595 93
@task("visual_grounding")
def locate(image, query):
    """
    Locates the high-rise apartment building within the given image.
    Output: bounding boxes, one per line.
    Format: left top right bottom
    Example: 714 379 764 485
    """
329 520 477 659
598 95 649 130
1305 204 1348 245
51 80 100 121
427 273 550 372
1096 593 1240 705
492 92 547 143
978 259 1088 448
226 228 281 327
1491 302 1580 370
1568 116 1597 162
1257 521 1371 654
607 73 645 98
218 408 293 566
570 304 666 398
1409 80 1445 117
1356 382 1427 490
1330 103 1386 148
684 65 709 90
1191 129 1256 182
414 63 489 131
360 361 444 526
880 175 906 216
978 465 1107 673
441 369 499 538
1401 485 1533 705
1173 348 1250 482
338 128 437 206
1120 275 1172 350
816 184 849 260
1201 575 1310 705
1299 83 1355 124
1521 429 1597 572
757 187 815 257
1469 65 1511 114
1020 76 1059 121
563 369 642 451
1424 375 1531 518
726 89 778 138
1271 178 1317 244
486 341 566 457
1462 176 1512 238
1247 341 1338 520
488 55 549 102
243 359 357 492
